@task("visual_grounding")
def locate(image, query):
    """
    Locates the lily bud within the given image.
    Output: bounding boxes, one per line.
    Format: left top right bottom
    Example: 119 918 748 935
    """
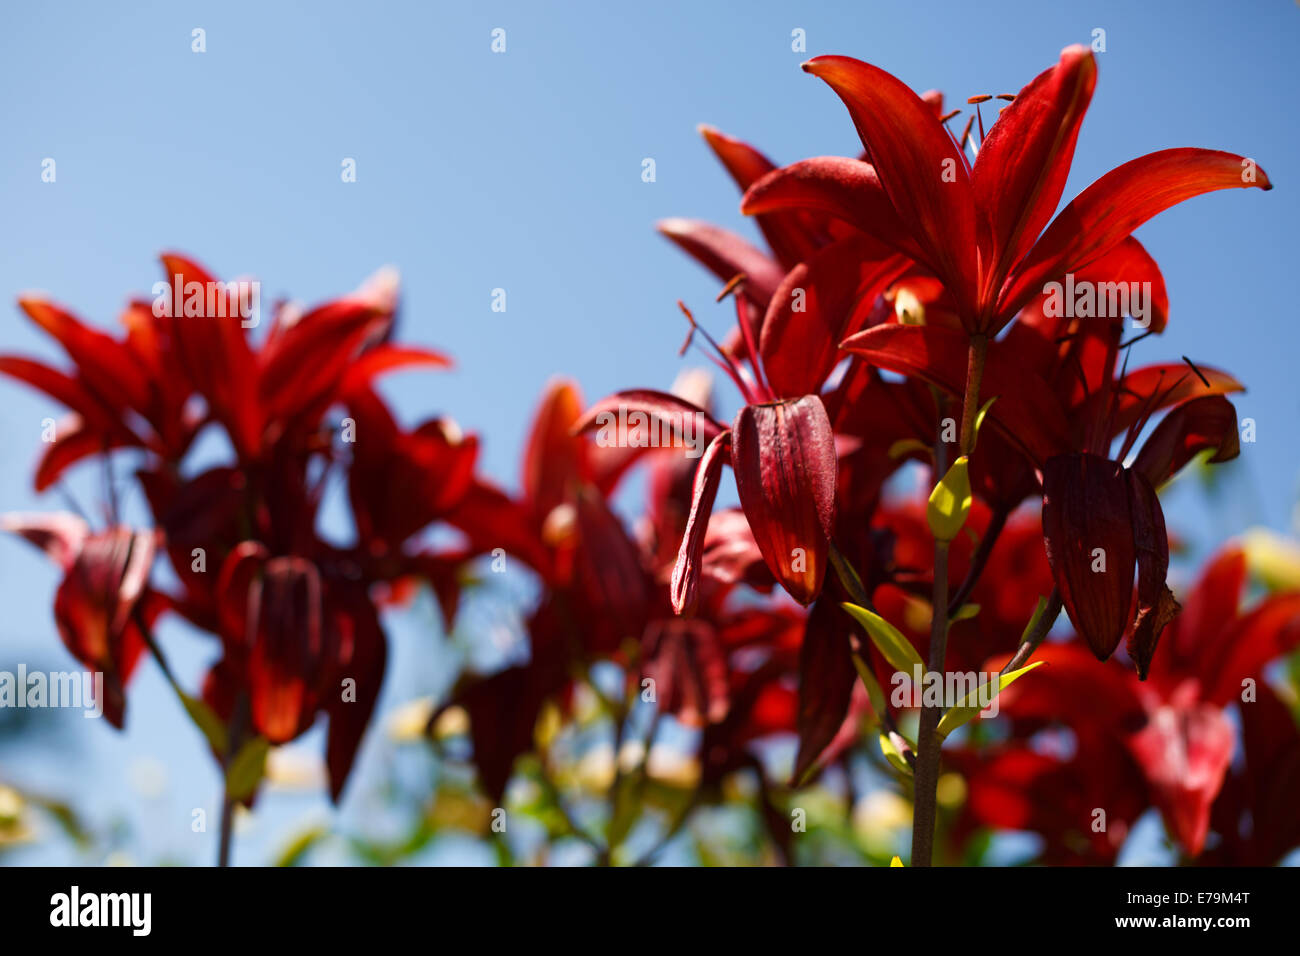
1042 452 1180 674
731 396 837 605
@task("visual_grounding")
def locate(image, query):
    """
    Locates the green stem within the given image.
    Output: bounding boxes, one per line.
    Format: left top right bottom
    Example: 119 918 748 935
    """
909 540 949 867
910 334 988 866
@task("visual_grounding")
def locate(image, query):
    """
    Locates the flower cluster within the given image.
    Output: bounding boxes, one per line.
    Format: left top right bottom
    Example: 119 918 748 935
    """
1 254 489 801
4 46 1298 866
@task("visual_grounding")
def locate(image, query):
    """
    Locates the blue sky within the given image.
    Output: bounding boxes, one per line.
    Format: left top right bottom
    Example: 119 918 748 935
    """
0 0 1297 864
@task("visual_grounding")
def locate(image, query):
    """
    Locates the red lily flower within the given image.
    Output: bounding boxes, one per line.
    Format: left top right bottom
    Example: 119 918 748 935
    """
1201 683 1300 866
968 546 1300 859
575 252 920 611
743 46 1270 335
2 513 160 727
1 256 477 806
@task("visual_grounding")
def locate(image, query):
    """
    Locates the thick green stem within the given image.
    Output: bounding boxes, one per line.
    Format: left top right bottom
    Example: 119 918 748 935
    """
217 693 248 868
910 334 988 866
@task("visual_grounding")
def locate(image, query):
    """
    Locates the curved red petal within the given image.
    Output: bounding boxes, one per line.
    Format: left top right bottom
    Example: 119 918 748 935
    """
1000 148 1272 319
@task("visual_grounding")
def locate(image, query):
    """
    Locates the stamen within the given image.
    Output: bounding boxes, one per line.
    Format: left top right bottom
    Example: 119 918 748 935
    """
996 94 1016 101
715 272 747 303
1119 328 1157 350
716 274 774 399
677 300 759 403
939 108 962 123
1181 355 1212 388
967 94 993 104
958 114 976 151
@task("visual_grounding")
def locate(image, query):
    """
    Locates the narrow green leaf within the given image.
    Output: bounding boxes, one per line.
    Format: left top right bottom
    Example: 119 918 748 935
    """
180 692 228 755
973 395 998 443
878 733 912 777
887 438 931 461
842 603 924 675
273 825 328 867
225 736 270 801
1019 596 1050 645
950 603 981 624
851 653 888 718
936 661 1046 739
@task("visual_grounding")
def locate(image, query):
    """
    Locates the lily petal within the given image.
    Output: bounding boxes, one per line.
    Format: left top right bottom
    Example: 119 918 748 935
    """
802 56 980 317
671 430 731 615
1126 467 1179 679
794 597 858 781
742 157 923 263
759 235 911 397
1000 148 1272 319
699 124 825 268
840 323 1070 466
972 46 1096 300
1132 395 1239 489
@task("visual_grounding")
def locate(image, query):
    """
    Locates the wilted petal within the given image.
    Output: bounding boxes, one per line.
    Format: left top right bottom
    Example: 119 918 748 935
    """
731 396 837 605
671 430 730 615
1126 468 1179 679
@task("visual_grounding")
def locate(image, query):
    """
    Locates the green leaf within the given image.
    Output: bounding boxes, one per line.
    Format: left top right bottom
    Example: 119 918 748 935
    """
180 692 228 755
878 733 912 777
927 455 972 542
1018 596 1050 645
842 603 924 675
973 396 998 444
887 438 931 462
225 737 270 801
936 661 1045 739
851 653 888 718
273 825 328 867
950 603 981 624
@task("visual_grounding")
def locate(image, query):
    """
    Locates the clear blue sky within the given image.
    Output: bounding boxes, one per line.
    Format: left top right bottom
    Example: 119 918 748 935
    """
1 0 1297 864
